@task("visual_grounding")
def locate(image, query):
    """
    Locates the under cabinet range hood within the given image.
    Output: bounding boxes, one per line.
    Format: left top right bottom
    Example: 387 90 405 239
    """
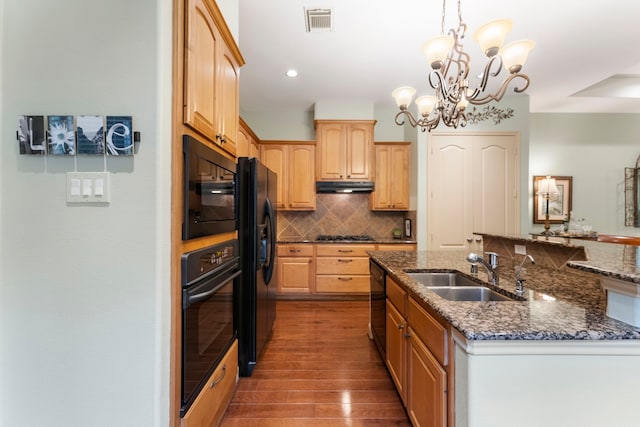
316 181 375 193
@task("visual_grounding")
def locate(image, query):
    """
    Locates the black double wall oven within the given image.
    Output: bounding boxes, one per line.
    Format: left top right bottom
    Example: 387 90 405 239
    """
180 135 240 417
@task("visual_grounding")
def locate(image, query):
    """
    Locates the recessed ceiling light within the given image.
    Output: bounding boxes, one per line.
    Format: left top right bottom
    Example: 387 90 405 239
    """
286 69 298 78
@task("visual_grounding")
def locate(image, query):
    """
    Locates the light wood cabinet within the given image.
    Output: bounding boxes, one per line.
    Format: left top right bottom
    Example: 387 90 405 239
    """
237 118 260 159
406 297 448 427
261 142 315 210
181 339 238 427
377 243 416 251
385 277 408 405
315 120 375 181
371 142 410 210
315 244 374 294
385 278 449 427
407 327 447 427
184 0 241 157
277 244 314 294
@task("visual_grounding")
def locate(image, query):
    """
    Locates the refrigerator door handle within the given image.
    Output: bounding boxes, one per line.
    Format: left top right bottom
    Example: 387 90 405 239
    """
263 197 276 285
257 223 267 267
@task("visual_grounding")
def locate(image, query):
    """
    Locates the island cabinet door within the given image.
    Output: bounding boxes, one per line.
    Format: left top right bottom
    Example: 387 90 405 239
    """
386 299 408 405
407 329 447 427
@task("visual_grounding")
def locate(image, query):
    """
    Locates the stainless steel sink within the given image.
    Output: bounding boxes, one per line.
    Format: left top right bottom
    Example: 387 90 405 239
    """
427 286 513 302
406 272 479 287
405 271 515 301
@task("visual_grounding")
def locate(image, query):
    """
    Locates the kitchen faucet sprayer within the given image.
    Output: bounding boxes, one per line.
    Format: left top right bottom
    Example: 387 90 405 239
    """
466 253 499 284
515 254 535 295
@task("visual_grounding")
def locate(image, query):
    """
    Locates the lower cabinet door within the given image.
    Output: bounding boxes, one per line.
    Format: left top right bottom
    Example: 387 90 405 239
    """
386 299 407 404
278 256 313 293
407 330 447 427
182 340 238 427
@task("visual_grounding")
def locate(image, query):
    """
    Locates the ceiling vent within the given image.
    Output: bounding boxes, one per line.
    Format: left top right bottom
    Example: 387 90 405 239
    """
304 8 333 32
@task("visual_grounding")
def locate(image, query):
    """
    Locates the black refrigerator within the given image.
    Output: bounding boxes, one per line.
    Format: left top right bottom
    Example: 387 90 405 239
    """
236 157 278 377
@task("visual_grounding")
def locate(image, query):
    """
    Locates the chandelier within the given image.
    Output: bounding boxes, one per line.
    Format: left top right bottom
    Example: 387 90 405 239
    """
392 0 535 132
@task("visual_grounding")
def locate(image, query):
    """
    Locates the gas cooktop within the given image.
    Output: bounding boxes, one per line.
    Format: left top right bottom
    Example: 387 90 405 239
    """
316 234 375 242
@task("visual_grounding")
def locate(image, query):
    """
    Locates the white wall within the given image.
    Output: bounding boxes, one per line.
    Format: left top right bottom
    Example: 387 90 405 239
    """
530 113 640 235
241 107 316 140
0 0 173 426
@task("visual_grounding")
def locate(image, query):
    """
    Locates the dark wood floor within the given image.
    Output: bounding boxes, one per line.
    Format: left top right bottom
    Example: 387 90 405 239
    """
220 300 411 426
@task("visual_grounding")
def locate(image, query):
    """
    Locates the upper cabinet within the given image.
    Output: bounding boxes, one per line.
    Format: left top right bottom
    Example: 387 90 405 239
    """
261 142 316 211
184 0 243 157
237 118 260 160
315 120 375 181
371 142 410 211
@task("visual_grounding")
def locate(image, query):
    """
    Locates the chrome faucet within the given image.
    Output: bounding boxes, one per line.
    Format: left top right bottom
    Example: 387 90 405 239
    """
515 254 535 295
466 253 499 284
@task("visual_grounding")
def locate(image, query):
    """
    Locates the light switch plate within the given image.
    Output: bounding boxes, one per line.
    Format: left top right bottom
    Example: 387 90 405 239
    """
514 244 527 255
66 172 110 204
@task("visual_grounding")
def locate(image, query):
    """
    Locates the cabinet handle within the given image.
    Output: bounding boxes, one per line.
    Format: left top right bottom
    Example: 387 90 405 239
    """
397 323 404 330
403 332 411 338
475 237 482 243
337 259 352 263
466 237 473 243
290 249 301 253
338 249 353 253
209 364 226 389
215 133 222 141
338 277 352 281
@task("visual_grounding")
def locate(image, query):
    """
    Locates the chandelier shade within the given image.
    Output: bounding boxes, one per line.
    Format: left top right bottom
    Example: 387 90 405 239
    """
392 0 535 132
392 86 417 109
473 19 512 57
415 95 438 115
500 40 536 73
422 35 455 69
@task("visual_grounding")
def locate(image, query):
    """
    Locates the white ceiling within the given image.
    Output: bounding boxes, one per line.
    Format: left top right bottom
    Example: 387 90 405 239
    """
237 0 640 115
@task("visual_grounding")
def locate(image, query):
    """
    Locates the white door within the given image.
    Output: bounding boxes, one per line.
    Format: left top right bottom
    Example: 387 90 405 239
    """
428 132 520 250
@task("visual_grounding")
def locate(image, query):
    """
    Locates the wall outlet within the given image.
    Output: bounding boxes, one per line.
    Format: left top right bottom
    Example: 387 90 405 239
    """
514 244 527 255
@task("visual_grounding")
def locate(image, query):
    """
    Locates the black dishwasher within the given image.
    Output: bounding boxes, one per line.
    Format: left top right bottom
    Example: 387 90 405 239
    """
369 260 386 359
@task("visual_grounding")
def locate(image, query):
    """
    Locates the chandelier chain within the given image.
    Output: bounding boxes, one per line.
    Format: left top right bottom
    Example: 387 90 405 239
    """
440 0 446 34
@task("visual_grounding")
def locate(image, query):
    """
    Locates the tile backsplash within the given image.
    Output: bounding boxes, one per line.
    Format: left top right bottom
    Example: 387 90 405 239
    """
277 193 413 240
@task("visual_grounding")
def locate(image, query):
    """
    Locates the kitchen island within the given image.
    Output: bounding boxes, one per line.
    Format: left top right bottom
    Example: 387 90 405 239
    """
369 241 640 427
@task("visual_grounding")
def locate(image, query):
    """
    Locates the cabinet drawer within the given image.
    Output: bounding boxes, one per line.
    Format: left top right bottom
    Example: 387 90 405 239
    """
408 298 447 366
182 339 238 427
386 276 406 316
316 244 375 257
316 275 370 293
316 257 370 275
377 244 416 251
277 244 314 257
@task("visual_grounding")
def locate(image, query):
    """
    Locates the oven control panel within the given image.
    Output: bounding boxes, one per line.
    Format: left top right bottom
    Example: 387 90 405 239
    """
181 239 239 286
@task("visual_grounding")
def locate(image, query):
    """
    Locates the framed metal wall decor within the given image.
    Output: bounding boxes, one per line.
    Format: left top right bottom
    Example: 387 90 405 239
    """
533 175 572 224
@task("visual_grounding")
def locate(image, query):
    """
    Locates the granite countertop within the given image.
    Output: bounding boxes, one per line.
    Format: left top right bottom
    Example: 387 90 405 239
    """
566 240 640 284
368 249 640 341
478 232 640 284
278 238 417 244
